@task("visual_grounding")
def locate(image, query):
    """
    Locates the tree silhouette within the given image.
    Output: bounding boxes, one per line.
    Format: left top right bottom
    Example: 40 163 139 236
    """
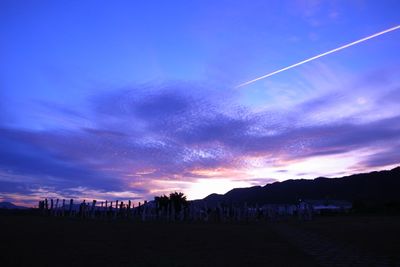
154 194 169 211
154 192 188 217
169 192 188 214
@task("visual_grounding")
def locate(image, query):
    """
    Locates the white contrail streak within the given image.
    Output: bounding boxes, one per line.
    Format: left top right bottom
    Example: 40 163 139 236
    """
236 25 400 88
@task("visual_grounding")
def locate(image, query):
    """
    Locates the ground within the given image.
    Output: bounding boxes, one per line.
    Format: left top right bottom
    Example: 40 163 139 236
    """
0 214 399 267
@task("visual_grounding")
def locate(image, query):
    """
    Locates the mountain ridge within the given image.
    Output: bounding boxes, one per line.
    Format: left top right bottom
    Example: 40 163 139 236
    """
200 166 400 208
0 201 28 209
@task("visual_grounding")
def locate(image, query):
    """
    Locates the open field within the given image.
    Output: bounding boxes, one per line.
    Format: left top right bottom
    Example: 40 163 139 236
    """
0 214 399 267
291 215 400 263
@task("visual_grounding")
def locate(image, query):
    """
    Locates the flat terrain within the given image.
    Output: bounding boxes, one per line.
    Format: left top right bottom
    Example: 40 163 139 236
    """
292 215 400 264
273 215 400 267
0 214 399 267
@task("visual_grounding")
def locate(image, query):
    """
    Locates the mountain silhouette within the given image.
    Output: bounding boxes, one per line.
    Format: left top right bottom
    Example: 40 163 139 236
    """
201 167 400 210
0 202 27 209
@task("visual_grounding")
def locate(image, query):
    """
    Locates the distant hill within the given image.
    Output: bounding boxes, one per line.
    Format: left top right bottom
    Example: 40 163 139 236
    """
0 202 28 209
200 167 400 209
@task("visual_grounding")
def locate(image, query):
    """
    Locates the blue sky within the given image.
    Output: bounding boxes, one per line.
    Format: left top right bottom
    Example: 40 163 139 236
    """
1 0 400 206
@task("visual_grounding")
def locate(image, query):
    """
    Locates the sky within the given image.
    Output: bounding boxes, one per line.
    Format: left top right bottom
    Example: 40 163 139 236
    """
1 0 400 206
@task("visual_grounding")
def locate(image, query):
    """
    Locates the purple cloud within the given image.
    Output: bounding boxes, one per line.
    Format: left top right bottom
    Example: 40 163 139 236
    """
1 81 399 206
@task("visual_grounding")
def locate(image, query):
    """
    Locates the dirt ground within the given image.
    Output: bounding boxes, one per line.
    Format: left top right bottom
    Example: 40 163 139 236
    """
0 214 399 267
284 215 400 266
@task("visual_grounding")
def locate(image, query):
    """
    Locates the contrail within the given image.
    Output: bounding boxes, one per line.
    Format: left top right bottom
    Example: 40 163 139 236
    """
236 25 400 88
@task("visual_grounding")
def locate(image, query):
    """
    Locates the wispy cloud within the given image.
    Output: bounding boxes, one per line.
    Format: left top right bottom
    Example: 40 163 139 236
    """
1 75 400 205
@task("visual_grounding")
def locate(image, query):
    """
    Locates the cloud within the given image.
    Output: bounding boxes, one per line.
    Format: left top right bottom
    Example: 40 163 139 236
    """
1 78 400 205
359 144 400 168
0 128 123 192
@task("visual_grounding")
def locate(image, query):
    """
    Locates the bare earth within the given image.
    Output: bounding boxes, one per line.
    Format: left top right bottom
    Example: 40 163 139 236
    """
0 214 399 267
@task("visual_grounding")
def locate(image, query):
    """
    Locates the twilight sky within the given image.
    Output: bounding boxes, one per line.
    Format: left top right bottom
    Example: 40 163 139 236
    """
1 0 400 206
